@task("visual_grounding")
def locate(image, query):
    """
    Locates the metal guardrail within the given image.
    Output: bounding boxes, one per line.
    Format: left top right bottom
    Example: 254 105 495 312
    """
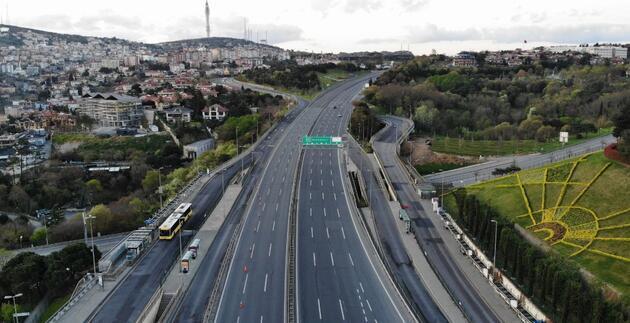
47 274 97 323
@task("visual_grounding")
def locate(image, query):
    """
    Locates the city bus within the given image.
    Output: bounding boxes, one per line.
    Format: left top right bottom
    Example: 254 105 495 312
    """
174 203 193 221
159 213 183 240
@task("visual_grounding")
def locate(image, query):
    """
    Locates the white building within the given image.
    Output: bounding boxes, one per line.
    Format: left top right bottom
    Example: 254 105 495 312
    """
202 104 228 121
77 93 144 128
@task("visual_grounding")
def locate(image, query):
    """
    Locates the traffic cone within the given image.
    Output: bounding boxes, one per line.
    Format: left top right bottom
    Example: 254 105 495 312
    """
243 265 248 273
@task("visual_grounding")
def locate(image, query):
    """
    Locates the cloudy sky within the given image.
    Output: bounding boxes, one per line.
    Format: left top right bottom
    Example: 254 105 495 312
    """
1 0 629 54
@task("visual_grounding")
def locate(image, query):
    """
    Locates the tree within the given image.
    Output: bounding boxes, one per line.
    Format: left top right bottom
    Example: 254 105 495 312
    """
45 243 101 297
613 105 630 158
142 170 160 194
30 228 47 246
0 252 47 304
8 185 30 213
535 125 556 142
90 204 113 234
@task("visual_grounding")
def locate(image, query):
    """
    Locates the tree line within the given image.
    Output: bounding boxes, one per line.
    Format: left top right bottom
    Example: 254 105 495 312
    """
364 55 630 141
448 190 629 323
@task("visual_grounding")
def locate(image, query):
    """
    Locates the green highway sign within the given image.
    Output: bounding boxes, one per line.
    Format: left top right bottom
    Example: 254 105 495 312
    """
302 136 343 146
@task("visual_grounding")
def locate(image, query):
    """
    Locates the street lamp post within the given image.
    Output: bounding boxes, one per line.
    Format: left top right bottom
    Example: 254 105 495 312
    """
4 293 23 323
158 167 164 209
83 214 98 284
439 169 444 207
19 235 22 249
491 219 498 269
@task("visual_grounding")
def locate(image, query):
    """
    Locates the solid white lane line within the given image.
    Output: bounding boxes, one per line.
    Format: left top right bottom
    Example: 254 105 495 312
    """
330 252 335 266
317 298 322 320
337 208 341 218
268 243 272 257
326 227 330 239
348 253 354 266
250 243 255 258
242 273 248 294
341 227 346 239
366 299 373 312
264 273 268 293
272 220 276 231
313 252 317 267
339 299 346 321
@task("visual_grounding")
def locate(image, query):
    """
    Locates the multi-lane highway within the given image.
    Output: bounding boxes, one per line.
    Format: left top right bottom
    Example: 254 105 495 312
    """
373 117 501 322
296 80 410 322
213 74 413 323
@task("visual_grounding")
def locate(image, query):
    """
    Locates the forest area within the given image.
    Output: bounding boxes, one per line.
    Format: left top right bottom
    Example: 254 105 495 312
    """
364 55 630 147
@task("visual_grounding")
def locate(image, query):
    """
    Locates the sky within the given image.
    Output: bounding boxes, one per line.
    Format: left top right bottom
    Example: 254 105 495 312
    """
1 0 629 54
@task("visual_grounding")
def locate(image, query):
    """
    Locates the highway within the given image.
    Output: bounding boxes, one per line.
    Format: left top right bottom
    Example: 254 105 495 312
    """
214 74 396 323
373 117 501 322
296 80 410 322
173 97 309 321
89 94 311 322
424 133 615 187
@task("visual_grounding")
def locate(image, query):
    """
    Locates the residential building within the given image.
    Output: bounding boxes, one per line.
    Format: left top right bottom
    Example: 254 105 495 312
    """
163 107 193 123
202 104 228 121
452 52 478 67
77 93 144 128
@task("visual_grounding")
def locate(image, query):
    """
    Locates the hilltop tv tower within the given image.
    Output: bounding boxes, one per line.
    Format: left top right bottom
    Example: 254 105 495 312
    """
204 0 210 38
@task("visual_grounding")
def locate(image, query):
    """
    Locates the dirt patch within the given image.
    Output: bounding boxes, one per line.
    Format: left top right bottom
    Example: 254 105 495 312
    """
55 142 81 154
401 138 478 166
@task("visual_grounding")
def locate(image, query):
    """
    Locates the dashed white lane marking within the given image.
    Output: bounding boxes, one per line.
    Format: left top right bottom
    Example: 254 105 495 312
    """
242 273 249 294
348 253 354 266
311 226 314 238
256 221 260 232
359 282 365 293
322 192 325 200
250 243 255 258
272 220 276 231
339 299 346 321
330 252 335 266
309 208 312 216
333 193 337 200
366 299 373 312
341 227 346 239
313 252 317 267
326 227 330 239
264 273 268 292
268 243 273 257
317 298 322 320
323 208 327 217
337 208 341 218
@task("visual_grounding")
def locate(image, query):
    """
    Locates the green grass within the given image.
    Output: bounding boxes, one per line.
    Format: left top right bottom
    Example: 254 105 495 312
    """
52 133 96 144
457 152 630 296
39 294 70 323
431 129 612 156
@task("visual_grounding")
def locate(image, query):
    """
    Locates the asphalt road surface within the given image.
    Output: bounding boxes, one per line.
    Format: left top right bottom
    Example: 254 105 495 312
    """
296 80 409 322
214 74 389 323
424 133 615 187
373 117 501 322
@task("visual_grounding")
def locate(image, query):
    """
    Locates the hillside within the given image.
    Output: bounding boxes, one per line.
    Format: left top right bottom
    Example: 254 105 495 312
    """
0 24 150 48
457 152 629 296
159 37 279 50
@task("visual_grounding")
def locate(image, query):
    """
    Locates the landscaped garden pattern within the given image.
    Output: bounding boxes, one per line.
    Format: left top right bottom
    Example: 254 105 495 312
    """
467 152 630 294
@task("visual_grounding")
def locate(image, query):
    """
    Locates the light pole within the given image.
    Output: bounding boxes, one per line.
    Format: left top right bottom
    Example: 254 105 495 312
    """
439 169 444 207
4 293 23 323
158 167 164 209
491 219 498 269
83 214 98 283
19 235 22 249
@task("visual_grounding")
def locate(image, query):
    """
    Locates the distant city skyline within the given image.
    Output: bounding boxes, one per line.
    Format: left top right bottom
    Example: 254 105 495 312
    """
1 0 629 54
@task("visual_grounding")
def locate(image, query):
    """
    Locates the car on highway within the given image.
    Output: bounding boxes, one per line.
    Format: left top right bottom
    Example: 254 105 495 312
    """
337 114 342 117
